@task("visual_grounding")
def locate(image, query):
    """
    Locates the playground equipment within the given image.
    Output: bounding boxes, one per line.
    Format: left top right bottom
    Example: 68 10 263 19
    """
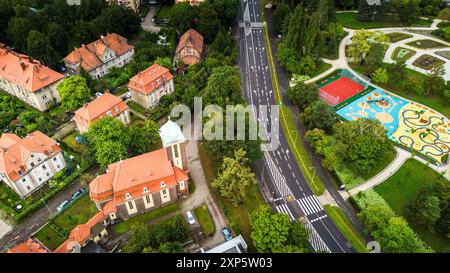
367 97 390 105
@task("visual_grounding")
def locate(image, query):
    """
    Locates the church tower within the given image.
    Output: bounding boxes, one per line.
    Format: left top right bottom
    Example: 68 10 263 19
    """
158 120 187 170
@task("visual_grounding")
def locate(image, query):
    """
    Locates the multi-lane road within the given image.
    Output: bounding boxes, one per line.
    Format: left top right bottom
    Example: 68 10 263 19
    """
237 0 354 253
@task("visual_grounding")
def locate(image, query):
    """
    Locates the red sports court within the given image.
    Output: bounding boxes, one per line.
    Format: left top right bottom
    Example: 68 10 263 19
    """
318 76 365 106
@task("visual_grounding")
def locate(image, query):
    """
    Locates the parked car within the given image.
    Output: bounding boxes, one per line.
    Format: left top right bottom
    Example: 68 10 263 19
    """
71 188 86 200
222 227 233 241
56 200 70 212
95 92 103 97
186 210 196 225
126 92 131 99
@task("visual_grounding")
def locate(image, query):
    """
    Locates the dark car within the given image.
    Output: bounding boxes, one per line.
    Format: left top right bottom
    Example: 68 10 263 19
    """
71 188 86 200
222 227 233 241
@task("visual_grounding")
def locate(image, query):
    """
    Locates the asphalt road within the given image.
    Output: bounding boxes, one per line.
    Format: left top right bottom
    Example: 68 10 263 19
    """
237 0 354 253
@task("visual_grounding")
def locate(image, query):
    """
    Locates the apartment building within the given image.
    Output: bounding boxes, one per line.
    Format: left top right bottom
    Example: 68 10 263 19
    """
0 131 66 199
128 63 174 109
63 33 135 79
0 45 65 111
74 93 130 133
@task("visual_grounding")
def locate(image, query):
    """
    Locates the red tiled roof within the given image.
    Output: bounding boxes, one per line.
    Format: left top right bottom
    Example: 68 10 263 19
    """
0 45 64 92
89 149 188 204
74 93 128 125
176 29 204 55
63 33 134 72
7 238 50 253
128 64 174 95
0 131 60 182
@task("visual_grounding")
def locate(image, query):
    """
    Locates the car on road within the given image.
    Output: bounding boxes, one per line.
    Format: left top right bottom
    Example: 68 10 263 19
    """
186 210 196 225
56 200 70 212
71 188 86 200
126 92 131 99
95 92 103 97
222 227 233 241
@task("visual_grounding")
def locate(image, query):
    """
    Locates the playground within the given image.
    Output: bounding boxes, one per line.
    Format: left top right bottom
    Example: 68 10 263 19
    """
335 89 450 164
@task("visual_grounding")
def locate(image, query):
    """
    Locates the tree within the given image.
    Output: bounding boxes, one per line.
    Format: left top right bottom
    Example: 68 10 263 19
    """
301 100 338 132
168 3 198 33
26 30 59 69
357 0 376 22
289 223 310 250
121 222 151 253
95 140 128 168
212 149 257 206
47 22 69 55
437 8 450 20
272 3 292 34
7 17 35 51
365 43 387 74
155 57 173 71
409 189 441 230
158 242 182 253
359 204 395 234
348 30 388 64
91 5 141 38
401 78 424 96
388 59 407 84
56 76 92 110
203 66 245 107
391 0 421 25
249 205 292 253
127 119 159 155
0 0 14 42
196 8 222 43
423 65 446 96
287 82 319 110
371 67 389 84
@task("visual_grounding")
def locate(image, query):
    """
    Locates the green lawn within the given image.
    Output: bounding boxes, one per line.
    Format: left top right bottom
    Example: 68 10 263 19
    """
194 204 215 236
374 159 450 252
112 203 180 234
61 132 87 153
198 142 265 252
53 194 98 232
156 5 171 19
361 150 397 181
337 12 432 29
311 62 332 77
324 205 368 253
349 63 450 118
34 223 67 251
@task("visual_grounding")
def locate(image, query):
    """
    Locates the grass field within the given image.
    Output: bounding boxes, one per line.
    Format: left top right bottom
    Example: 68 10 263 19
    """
323 205 368 253
198 142 264 252
387 32 413 43
349 63 450 118
34 224 67 251
62 132 87 153
53 194 98 232
337 12 432 29
361 150 397 181
194 204 215 236
112 203 180 234
374 159 450 252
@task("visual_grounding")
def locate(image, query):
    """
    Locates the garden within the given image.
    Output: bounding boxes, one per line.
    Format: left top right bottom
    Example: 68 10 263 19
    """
391 47 416 62
406 39 448 49
386 32 413 43
412 54 446 70
435 50 450 60
336 12 431 30
52 194 98 232
194 204 215 236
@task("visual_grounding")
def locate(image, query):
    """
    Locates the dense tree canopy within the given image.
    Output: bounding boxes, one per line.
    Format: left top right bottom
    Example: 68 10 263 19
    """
56 76 92 110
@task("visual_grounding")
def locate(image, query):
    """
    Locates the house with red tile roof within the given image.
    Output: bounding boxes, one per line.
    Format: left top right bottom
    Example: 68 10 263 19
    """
7 238 50 253
74 93 130 133
175 29 204 65
54 211 109 253
0 131 66 198
63 33 134 79
88 120 188 221
128 63 174 109
0 44 65 111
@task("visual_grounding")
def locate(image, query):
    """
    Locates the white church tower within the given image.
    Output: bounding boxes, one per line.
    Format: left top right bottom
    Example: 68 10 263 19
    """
158 120 187 170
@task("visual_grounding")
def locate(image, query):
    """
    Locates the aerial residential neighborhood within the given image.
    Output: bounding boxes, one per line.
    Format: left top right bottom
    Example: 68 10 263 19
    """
0 0 449 267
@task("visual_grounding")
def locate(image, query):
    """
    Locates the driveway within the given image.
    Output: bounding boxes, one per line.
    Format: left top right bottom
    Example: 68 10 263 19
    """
141 5 161 33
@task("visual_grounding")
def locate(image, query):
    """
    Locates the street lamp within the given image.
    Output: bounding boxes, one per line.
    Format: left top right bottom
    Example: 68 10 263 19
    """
42 198 52 215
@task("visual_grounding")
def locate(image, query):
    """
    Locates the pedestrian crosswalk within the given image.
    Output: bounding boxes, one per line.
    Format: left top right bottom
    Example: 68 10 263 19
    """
304 221 331 253
310 215 328 223
264 153 292 198
275 203 295 221
296 195 324 216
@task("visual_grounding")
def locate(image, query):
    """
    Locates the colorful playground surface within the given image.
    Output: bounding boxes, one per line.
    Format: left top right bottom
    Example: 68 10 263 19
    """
317 76 366 106
336 89 450 164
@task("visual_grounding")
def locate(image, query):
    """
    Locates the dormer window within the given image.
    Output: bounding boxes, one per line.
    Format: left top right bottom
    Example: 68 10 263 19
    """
30 154 34 158
125 193 132 199
106 111 113 117
17 170 22 176
49 150 54 155
143 187 149 193
160 182 166 188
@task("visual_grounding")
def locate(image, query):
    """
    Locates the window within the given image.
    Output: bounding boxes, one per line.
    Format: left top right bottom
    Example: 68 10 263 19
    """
162 189 167 195
30 162 35 167
106 111 113 117
145 195 151 204
37 158 41 162
26 185 31 190
125 193 131 199
30 154 34 158
57 165 60 169
46 172 50 177
143 187 148 193
160 181 166 187
49 150 54 155
38 178 42 182
174 145 179 158
42 165 47 170
22 178 26 182
128 201 134 210
53 157 57 162
18 171 22 176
